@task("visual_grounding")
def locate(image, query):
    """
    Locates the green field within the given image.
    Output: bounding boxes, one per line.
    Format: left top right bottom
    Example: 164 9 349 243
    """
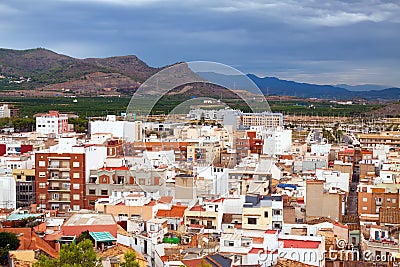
0 96 381 118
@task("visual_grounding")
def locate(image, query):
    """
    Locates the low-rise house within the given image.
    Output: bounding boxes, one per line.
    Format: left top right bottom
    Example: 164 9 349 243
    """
242 195 283 231
61 213 117 238
184 198 224 234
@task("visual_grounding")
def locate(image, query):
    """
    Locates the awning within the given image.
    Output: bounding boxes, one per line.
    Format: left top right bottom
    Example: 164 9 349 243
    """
7 213 42 221
89 232 116 243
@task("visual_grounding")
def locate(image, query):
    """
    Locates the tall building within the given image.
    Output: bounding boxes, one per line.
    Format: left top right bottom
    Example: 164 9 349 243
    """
12 169 36 209
35 110 69 135
223 110 283 130
35 139 107 212
35 152 86 211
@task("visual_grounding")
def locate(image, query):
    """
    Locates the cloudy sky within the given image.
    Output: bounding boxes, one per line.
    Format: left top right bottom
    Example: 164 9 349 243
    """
1 0 400 86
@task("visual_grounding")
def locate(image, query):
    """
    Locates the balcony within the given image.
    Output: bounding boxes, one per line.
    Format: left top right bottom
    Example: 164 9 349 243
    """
48 187 70 191
48 164 70 171
48 175 70 181
48 198 70 202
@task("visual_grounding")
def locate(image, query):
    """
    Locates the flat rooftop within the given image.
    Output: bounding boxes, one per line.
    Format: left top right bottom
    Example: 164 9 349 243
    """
64 213 115 226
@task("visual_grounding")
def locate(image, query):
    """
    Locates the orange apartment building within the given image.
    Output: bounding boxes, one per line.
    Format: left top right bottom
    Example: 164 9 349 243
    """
35 152 86 212
357 184 400 215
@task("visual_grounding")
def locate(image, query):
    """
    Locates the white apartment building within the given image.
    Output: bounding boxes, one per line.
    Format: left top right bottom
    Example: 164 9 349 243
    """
89 115 142 142
262 127 292 155
0 174 16 209
35 110 69 135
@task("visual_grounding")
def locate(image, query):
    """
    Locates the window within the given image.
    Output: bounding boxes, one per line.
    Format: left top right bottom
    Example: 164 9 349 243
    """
264 211 269 218
39 183 46 188
273 209 281 216
224 241 234 247
73 194 80 200
73 184 80 189
387 198 391 203
89 189 96 195
362 198 368 202
101 189 108 196
39 194 46 200
248 218 257 224
362 206 368 211
73 162 80 168
393 199 397 204
39 161 46 167
150 225 155 231
62 183 70 189
73 173 80 179
73 205 80 211
39 172 46 178
117 176 124 184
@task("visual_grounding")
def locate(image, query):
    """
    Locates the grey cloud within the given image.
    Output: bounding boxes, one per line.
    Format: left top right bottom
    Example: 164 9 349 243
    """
0 0 399 86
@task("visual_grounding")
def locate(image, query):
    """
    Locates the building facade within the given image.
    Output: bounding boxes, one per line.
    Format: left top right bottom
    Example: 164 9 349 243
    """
35 110 69 135
35 152 86 211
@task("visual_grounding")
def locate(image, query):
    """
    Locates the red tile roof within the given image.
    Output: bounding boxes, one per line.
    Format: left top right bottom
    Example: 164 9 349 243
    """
249 248 278 254
0 228 58 258
189 205 206 212
279 239 321 249
189 224 204 228
156 205 187 218
159 196 173 204
99 166 130 171
181 258 203 267
146 200 157 206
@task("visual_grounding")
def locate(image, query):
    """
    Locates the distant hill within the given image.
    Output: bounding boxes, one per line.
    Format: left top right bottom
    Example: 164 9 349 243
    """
335 83 389 91
1 48 399 100
0 48 158 96
247 74 351 99
368 101 400 117
247 74 400 100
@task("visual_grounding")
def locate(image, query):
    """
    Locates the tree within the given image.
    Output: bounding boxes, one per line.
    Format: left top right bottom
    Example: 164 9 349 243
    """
0 232 20 265
34 239 100 267
196 260 212 267
69 117 88 133
76 230 91 244
120 250 140 267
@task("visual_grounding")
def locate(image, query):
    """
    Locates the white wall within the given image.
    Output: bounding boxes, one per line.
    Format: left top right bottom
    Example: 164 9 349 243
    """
0 175 16 209
85 146 108 183
90 120 141 142
311 144 332 155
263 128 292 155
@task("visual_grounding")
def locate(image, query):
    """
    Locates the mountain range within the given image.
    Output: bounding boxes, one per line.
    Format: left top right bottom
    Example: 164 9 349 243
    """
0 48 399 100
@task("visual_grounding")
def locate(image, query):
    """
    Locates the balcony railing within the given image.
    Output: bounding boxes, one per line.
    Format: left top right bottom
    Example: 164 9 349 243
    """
48 176 70 180
49 198 70 202
48 187 70 191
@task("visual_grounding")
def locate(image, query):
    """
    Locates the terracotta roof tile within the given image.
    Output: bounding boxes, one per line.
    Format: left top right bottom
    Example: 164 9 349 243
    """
156 205 187 218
